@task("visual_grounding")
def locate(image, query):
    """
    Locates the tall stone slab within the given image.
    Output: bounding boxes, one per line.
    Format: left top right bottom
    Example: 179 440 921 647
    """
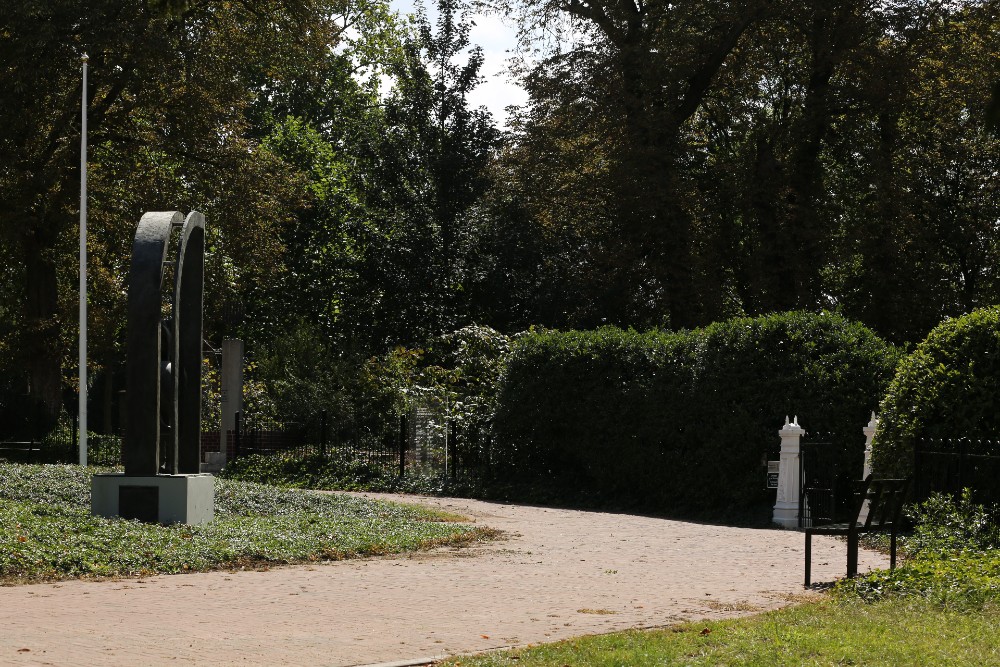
220 338 244 462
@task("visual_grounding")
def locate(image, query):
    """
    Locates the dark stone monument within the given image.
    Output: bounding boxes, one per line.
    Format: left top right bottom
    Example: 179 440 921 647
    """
91 211 214 524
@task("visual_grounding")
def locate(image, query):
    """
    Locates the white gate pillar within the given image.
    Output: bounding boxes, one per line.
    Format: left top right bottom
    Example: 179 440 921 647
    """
858 412 879 522
862 412 877 479
773 416 805 528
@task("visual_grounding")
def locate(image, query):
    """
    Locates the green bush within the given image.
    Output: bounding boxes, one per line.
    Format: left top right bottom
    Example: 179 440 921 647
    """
492 312 900 515
252 319 406 442
220 452 393 490
902 489 1000 557
872 307 1000 476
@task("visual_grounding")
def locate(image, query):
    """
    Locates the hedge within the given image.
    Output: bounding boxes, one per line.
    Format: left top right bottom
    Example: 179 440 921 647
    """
872 307 1000 476
491 312 900 514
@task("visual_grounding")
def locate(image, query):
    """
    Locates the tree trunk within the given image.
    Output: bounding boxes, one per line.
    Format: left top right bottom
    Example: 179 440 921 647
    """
22 224 64 429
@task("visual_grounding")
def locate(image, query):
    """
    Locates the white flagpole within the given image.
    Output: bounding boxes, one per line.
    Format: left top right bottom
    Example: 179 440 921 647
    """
79 53 88 467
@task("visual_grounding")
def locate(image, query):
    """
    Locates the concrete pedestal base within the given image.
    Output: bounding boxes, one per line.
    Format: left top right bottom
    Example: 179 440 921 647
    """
92 473 215 525
772 501 801 529
202 451 226 473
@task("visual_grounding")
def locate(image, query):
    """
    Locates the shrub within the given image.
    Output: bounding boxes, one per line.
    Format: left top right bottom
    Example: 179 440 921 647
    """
404 325 511 466
252 319 404 442
902 489 1000 557
492 312 899 515
872 307 1000 476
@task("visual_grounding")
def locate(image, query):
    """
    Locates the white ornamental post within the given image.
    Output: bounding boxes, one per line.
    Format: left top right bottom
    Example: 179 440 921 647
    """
862 412 877 479
773 416 805 528
858 412 879 522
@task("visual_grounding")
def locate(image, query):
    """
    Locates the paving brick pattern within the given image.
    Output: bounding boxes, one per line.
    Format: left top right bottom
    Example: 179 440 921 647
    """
0 493 888 666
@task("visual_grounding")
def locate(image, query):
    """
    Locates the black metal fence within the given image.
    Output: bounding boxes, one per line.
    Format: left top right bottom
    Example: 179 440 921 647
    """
799 431 866 528
227 410 495 480
0 406 124 467
914 438 1000 506
230 413 309 458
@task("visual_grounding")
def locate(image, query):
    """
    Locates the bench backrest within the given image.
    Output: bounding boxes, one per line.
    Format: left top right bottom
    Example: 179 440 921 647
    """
855 475 910 530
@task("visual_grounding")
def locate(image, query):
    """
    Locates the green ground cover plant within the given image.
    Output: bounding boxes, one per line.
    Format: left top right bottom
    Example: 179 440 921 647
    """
0 462 492 583
218 452 620 517
841 490 1000 609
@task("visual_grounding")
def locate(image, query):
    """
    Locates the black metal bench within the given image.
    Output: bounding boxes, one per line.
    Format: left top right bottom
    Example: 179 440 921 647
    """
804 475 910 586
0 441 43 463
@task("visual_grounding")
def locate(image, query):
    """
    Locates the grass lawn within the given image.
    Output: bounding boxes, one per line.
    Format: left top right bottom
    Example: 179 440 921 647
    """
0 461 494 583
442 490 1000 666
441 598 1000 666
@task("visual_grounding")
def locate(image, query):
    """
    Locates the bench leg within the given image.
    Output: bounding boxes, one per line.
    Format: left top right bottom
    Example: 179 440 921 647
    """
890 531 897 570
804 532 812 587
847 531 859 578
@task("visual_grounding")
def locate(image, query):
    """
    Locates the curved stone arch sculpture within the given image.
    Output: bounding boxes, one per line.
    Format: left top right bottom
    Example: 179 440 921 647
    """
125 211 205 476
174 212 205 474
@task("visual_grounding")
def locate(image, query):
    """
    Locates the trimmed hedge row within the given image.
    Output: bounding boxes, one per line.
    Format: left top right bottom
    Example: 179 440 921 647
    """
492 312 900 514
873 307 1000 476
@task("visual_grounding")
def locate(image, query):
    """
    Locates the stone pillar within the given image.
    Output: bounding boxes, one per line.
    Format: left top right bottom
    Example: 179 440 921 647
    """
773 416 805 528
862 412 877 479
220 338 244 463
859 412 878 523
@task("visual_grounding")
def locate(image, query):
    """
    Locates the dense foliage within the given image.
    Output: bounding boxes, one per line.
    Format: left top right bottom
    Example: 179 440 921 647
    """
0 462 485 581
0 0 390 427
489 0 1000 340
2 0 998 460
872 307 1000 476
492 312 899 513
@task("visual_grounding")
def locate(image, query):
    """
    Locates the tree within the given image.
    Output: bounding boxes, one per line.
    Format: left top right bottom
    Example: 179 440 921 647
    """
787 1 1000 342
497 0 777 328
363 0 501 345
495 0 1000 341
0 0 389 424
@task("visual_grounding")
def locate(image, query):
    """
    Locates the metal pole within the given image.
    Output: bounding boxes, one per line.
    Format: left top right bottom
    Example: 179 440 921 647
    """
398 414 406 478
79 53 89 467
234 411 241 462
450 420 457 480
321 410 327 457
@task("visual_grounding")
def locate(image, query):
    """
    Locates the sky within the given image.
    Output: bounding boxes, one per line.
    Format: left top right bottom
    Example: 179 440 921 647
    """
388 0 528 128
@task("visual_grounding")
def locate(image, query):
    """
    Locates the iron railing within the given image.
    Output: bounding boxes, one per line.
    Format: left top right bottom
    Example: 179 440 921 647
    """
913 438 1000 505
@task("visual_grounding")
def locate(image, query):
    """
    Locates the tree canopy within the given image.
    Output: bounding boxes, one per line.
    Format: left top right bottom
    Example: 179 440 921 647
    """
1 0 998 431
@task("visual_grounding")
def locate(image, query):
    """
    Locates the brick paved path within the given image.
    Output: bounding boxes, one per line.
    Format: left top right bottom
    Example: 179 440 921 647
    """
0 493 888 666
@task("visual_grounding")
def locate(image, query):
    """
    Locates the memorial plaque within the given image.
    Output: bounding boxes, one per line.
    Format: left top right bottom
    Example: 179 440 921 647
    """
766 460 780 489
119 486 159 523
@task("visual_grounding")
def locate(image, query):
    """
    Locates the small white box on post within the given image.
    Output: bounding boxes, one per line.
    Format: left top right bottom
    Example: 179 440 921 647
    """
773 416 805 528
